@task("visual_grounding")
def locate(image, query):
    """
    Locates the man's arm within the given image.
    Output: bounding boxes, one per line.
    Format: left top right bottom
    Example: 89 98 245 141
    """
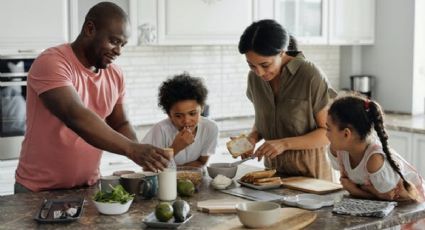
40 86 168 171
106 103 138 142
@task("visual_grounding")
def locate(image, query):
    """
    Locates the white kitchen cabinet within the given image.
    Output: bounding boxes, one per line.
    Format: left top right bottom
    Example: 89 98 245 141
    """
272 0 374 45
274 0 329 44
0 0 69 51
412 133 425 178
387 130 413 163
69 0 138 46
387 130 425 178
329 0 375 45
137 0 255 45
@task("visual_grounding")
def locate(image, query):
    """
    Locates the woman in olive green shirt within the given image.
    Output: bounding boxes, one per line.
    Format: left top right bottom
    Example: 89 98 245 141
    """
238 19 336 180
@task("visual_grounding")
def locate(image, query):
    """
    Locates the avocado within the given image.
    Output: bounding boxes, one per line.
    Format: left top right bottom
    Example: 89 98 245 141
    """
172 200 190 222
155 202 174 222
177 179 195 197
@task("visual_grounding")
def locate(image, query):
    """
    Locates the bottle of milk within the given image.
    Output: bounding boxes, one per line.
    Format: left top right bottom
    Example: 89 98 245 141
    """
158 148 177 201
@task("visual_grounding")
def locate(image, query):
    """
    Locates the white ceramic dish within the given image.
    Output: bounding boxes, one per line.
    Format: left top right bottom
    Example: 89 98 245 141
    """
237 179 281 190
93 199 133 215
281 193 334 210
236 201 281 228
142 212 193 229
207 163 238 179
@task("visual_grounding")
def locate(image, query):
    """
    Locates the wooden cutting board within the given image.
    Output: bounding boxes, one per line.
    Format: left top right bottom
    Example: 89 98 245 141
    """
281 177 343 194
211 208 316 230
197 199 246 214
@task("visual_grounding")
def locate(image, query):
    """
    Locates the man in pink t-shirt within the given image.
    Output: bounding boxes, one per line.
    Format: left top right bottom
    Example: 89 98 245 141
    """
15 2 169 192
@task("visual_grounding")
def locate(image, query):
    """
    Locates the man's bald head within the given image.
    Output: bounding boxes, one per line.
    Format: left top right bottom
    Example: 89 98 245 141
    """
73 2 130 70
83 2 128 31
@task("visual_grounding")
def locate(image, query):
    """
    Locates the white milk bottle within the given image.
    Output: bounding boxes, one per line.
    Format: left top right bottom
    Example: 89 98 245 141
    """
158 148 177 201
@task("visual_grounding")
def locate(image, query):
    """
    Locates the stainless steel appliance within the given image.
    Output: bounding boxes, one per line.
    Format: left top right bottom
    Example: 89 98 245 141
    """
350 75 374 99
0 53 36 160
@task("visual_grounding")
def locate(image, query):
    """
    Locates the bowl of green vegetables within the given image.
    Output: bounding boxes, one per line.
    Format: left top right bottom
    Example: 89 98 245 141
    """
93 185 134 215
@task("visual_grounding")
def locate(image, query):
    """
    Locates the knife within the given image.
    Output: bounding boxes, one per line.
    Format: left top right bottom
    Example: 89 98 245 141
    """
39 199 52 219
229 155 256 167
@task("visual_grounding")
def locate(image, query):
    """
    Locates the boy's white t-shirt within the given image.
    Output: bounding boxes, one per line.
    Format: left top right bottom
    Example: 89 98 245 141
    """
142 117 219 165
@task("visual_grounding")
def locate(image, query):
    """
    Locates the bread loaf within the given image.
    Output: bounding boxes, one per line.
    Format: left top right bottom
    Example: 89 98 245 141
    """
253 178 282 186
240 169 277 183
253 176 281 184
226 135 254 157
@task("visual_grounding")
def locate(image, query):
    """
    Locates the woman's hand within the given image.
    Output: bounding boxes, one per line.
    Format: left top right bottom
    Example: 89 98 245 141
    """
229 133 258 159
254 139 288 161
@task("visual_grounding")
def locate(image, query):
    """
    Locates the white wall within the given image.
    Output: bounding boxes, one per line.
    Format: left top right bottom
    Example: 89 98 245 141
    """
116 45 340 126
413 0 425 114
341 0 416 113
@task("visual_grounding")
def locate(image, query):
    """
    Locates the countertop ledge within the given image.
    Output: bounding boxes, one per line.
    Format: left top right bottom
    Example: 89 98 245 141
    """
135 113 425 137
2 165 425 229
385 113 425 134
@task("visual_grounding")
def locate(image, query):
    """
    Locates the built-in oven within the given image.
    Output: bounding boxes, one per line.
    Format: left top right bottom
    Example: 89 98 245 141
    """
0 53 36 160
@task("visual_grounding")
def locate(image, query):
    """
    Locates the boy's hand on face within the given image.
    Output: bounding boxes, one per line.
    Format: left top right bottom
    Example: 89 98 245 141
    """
172 127 195 152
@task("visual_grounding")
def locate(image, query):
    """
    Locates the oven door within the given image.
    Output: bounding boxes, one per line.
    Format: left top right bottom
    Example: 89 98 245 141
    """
0 78 26 137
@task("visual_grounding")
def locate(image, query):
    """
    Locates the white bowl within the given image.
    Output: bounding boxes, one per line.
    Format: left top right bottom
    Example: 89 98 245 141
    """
236 201 281 228
296 198 323 210
207 163 238 179
93 199 133 215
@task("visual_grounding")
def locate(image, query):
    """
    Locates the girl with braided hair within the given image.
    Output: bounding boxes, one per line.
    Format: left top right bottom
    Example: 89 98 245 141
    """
326 95 425 202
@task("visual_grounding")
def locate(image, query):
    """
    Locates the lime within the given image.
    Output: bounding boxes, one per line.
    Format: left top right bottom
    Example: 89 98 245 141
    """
155 202 174 222
177 179 195 197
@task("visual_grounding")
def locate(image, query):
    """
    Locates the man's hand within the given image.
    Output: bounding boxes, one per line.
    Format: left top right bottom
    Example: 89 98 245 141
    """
127 144 169 172
254 139 288 161
171 127 195 153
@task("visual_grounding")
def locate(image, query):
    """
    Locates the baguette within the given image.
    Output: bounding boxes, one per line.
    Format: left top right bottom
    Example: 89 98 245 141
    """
226 135 254 157
253 176 281 183
253 179 282 186
240 169 276 183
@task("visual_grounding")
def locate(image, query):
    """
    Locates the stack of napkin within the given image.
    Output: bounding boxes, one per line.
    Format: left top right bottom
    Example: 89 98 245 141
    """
332 198 397 218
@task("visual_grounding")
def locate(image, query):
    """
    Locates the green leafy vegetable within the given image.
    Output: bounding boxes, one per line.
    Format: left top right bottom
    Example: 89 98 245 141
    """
93 185 134 204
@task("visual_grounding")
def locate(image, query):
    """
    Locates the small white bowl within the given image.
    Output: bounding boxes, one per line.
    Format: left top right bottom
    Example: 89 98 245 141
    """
296 198 323 210
207 163 238 179
93 199 133 215
236 201 281 228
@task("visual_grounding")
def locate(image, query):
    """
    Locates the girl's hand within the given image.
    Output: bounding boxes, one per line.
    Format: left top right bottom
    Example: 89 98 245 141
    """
340 177 375 199
172 127 195 152
254 139 288 161
340 177 356 191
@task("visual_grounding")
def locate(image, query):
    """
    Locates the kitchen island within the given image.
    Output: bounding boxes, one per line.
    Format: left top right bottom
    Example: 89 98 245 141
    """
1 165 425 230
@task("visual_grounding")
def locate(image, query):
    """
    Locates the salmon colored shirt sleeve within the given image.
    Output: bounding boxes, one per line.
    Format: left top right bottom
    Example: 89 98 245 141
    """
15 44 125 192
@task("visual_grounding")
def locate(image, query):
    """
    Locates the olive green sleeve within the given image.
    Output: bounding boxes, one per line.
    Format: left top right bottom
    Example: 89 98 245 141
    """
310 68 337 114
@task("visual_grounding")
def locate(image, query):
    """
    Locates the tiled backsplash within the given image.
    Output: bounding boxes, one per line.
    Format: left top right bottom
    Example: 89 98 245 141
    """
116 45 340 126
